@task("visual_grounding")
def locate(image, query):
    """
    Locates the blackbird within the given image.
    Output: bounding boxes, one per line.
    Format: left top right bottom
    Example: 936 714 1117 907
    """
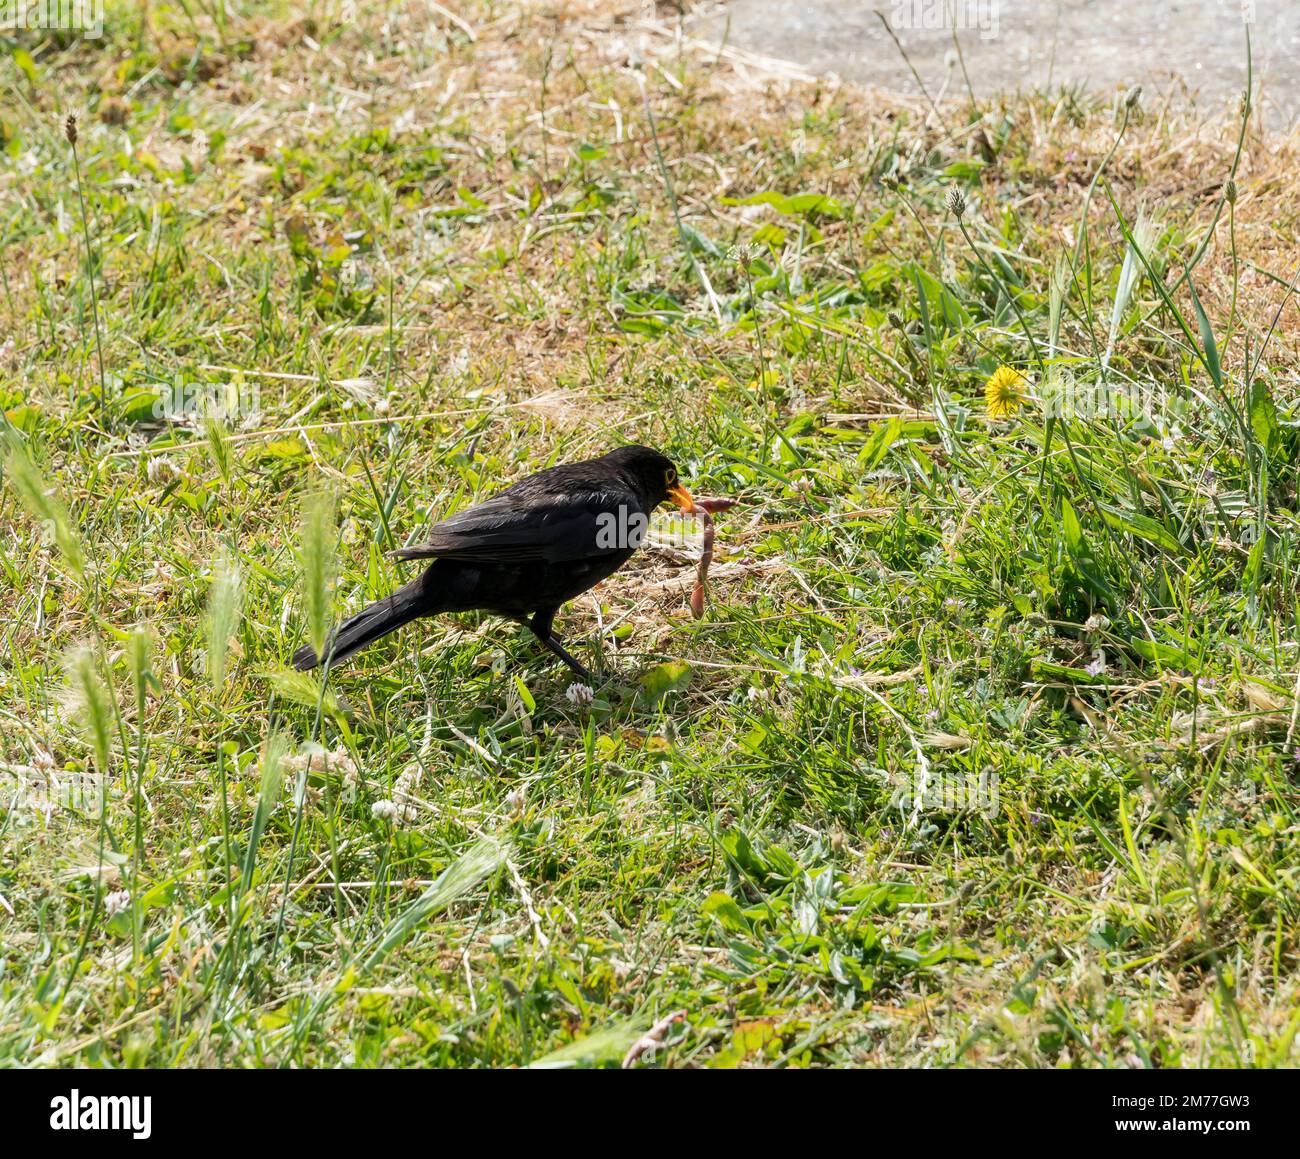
292 444 694 680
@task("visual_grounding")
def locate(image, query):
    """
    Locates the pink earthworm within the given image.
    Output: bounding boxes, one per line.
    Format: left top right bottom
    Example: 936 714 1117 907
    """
686 497 738 618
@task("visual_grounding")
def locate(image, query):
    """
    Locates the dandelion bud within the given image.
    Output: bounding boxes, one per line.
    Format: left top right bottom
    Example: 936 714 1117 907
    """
1123 85 1142 110
65 114 77 145
945 187 966 219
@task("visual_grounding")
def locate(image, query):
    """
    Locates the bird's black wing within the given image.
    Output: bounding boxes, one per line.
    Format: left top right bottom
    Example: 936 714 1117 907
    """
391 485 647 564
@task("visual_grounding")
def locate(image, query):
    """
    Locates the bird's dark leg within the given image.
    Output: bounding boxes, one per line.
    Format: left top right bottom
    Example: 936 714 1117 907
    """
528 608 592 682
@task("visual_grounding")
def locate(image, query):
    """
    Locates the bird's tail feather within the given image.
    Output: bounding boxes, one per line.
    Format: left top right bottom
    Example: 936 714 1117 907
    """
389 545 440 561
292 578 432 670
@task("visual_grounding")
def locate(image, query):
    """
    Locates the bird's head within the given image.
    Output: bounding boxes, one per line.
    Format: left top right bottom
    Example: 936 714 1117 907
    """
605 444 695 512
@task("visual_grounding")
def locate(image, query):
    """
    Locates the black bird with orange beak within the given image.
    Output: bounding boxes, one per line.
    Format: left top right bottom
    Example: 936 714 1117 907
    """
293 445 694 681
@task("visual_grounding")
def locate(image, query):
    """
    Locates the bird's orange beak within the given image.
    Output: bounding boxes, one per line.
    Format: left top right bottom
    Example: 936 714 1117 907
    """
667 482 696 513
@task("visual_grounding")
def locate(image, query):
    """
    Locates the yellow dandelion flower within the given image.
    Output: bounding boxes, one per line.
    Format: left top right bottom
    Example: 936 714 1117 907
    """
984 365 1028 419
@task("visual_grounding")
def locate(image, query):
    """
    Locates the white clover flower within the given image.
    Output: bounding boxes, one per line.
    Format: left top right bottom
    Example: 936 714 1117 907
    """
340 766 359 804
392 765 422 821
104 890 131 918
371 799 400 822
146 457 179 484
394 763 422 797
565 682 594 707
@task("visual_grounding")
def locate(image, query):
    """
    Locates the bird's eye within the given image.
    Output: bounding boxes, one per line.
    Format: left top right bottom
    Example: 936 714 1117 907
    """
665 468 677 486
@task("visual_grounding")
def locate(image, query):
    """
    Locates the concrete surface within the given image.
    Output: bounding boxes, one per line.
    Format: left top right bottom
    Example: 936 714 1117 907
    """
691 0 1300 126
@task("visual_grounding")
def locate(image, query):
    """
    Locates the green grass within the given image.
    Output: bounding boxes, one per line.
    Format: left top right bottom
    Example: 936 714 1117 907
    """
1 2 1299 1068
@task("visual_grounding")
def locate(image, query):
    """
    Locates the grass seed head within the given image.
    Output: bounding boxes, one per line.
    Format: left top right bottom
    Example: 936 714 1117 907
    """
204 552 243 690
1 432 85 579
64 646 113 775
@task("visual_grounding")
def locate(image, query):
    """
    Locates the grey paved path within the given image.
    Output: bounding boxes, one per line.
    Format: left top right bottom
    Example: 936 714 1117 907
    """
692 1 1299 126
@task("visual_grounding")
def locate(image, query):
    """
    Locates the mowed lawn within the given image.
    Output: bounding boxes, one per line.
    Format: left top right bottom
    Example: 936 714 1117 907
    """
1 2 1299 1067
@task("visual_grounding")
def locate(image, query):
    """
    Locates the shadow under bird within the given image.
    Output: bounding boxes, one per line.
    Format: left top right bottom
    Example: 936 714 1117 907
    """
293 444 695 681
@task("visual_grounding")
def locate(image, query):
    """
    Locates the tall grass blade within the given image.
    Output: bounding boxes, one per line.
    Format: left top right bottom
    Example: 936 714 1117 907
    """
125 625 154 863
528 1020 648 1069
241 732 288 895
1187 275 1223 390
299 486 337 663
1103 212 1157 373
1048 255 1068 359
359 837 509 973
